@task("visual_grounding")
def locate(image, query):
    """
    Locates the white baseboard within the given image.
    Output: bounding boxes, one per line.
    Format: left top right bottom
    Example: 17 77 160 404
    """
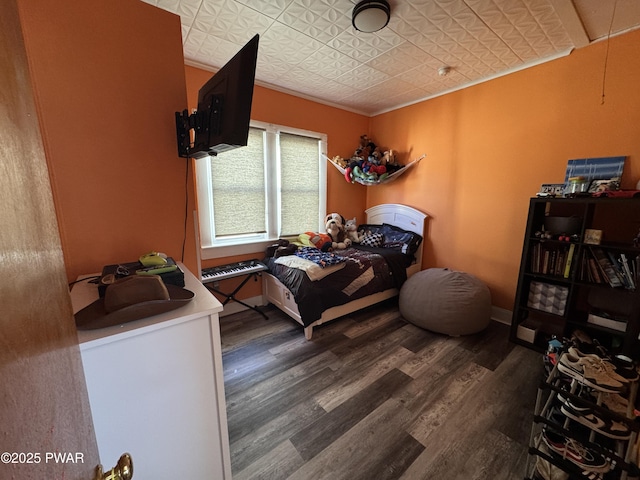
218 294 266 317
491 306 513 325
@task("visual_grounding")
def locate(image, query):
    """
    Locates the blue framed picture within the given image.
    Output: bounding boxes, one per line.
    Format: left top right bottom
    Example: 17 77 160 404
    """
563 156 626 184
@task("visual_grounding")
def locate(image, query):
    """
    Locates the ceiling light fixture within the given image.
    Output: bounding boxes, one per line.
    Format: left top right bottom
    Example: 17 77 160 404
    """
352 0 391 33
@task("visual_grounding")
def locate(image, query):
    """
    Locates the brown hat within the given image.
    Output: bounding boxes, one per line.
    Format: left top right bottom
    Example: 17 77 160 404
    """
75 275 194 330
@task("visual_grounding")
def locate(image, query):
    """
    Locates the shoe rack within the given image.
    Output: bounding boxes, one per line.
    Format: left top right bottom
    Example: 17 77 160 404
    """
525 359 640 479
510 197 640 357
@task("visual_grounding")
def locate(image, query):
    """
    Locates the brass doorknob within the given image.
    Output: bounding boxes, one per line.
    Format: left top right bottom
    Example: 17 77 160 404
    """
94 453 133 480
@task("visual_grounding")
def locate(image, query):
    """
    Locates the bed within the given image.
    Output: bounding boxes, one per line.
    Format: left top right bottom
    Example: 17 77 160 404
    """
263 204 427 339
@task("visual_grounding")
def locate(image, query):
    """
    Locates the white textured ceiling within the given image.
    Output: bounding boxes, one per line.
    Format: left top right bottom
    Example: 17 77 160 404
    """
143 0 640 115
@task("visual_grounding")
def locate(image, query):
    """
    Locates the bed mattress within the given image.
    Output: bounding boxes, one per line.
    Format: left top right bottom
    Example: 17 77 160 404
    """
265 245 412 326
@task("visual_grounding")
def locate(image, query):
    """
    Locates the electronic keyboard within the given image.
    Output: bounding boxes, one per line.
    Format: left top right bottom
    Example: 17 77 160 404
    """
200 259 267 283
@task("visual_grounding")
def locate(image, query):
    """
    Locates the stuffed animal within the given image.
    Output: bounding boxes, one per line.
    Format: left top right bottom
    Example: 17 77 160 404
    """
345 217 363 243
325 213 352 249
381 149 394 165
299 232 334 252
331 155 347 168
382 149 403 174
355 135 381 163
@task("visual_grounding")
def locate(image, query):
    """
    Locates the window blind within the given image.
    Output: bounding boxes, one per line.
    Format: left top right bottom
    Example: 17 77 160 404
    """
279 132 321 237
210 127 266 237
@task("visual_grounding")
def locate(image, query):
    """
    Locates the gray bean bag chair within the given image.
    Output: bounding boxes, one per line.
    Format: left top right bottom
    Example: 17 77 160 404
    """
399 268 491 336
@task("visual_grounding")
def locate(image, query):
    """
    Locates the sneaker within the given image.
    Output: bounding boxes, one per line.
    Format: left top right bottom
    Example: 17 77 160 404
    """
568 347 635 384
571 329 594 346
591 341 639 383
563 387 635 418
610 354 639 382
535 443 570 480
541 429 610 473
557 391 591 415
560 399 631 439
557 353 624 393
592 391 633 417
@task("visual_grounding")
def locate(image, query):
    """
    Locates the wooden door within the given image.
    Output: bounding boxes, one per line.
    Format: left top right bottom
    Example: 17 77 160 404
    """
0 1 101 478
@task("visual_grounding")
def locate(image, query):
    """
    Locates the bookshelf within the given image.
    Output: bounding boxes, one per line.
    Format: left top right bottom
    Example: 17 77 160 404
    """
510 197 640 358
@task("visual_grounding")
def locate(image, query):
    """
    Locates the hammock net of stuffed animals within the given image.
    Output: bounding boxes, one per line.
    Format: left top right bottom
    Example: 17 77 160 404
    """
325 154 426 186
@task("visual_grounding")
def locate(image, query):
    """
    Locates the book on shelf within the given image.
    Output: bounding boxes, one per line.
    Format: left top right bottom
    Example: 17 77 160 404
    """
542 249 550 275
589 247 623 288
563 243 575 278
617 253 636 290
605 250 630 288
530 242 575 278
530 242 539 273
581 247 638 290
584 254 602 284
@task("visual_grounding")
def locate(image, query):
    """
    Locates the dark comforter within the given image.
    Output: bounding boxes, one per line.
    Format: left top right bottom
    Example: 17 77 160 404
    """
266 245 413 326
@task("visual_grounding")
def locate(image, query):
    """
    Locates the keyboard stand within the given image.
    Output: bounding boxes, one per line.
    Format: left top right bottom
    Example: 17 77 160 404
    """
204 271 268 319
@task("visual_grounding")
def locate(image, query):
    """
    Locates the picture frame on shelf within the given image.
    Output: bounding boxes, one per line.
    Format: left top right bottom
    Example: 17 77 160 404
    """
584 229 603 245
536 183 565 197
563 156 626 187
588 177 621 194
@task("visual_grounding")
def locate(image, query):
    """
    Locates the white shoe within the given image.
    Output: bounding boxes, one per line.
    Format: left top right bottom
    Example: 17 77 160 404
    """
558 353 624 393
567 347 629 384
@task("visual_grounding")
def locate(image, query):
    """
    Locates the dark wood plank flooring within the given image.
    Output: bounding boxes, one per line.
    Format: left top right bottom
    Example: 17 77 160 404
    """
220 300 543 480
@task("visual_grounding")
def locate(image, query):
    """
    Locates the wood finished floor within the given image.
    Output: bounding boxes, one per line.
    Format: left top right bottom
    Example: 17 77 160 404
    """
220 300 543 480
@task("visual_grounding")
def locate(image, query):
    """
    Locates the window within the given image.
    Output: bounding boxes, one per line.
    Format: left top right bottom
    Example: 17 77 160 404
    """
196 121 327 258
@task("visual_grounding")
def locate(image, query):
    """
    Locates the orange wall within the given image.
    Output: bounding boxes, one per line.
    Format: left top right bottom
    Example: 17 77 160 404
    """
368 29 640 310
18 0 194 281
19 0 639 313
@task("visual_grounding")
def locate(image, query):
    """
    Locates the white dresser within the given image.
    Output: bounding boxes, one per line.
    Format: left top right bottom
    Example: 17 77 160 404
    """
71 265 230 478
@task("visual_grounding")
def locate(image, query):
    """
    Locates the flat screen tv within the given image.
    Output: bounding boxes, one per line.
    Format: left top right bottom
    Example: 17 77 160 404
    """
175 34 259 159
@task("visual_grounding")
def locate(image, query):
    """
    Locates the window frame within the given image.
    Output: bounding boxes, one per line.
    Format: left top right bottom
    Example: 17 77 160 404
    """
195 120 328 259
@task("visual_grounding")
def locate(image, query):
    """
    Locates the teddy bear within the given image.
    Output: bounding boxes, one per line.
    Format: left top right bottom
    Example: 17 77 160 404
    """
345 217 363 243
331 155 348 168
382 149 402 174
325 213 352 249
